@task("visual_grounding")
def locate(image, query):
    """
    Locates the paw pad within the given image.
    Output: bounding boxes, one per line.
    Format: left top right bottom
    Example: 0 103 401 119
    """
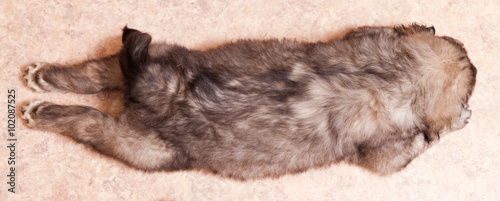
23 63 49 92
21 100 47 127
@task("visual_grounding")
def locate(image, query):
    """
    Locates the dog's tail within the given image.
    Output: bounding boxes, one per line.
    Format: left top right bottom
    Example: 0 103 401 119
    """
120 26 152 86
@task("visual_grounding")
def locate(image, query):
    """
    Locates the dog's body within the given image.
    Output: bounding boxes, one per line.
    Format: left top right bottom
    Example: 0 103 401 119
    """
21 24 476 180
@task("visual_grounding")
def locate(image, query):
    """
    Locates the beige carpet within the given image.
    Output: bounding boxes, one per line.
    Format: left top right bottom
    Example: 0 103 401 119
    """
1 1 499 200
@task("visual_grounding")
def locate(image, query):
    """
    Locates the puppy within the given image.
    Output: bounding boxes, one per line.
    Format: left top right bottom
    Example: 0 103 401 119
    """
21 24 476 180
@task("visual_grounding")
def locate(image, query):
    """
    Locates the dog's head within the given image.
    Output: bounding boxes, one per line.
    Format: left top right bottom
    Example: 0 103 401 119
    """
402 28 477 140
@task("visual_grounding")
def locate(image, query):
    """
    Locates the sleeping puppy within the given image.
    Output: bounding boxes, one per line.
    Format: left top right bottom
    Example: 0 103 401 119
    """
21 24 476 180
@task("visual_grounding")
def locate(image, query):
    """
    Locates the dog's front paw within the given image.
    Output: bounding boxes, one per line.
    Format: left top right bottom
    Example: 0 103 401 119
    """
21 100 49 128
450 106 471 131
23 63 52 92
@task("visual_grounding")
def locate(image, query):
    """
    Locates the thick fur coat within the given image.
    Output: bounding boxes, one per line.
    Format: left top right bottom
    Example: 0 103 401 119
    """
21 24 476 180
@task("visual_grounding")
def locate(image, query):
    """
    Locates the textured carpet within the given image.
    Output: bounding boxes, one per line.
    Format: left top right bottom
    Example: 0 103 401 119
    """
1 0 499 200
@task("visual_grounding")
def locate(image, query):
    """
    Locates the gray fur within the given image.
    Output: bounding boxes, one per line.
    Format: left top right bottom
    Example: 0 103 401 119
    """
21 24 477 180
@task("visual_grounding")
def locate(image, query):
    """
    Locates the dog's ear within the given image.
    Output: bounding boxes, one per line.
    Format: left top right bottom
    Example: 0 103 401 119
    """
394 24 435 36
424 26 435 35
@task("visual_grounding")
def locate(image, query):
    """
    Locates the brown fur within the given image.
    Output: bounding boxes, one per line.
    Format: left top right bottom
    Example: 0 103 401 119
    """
21 24 476 180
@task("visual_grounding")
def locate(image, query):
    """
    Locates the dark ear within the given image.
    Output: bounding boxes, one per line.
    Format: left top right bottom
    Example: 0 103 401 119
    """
394 23 436 36
425 26 435 35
